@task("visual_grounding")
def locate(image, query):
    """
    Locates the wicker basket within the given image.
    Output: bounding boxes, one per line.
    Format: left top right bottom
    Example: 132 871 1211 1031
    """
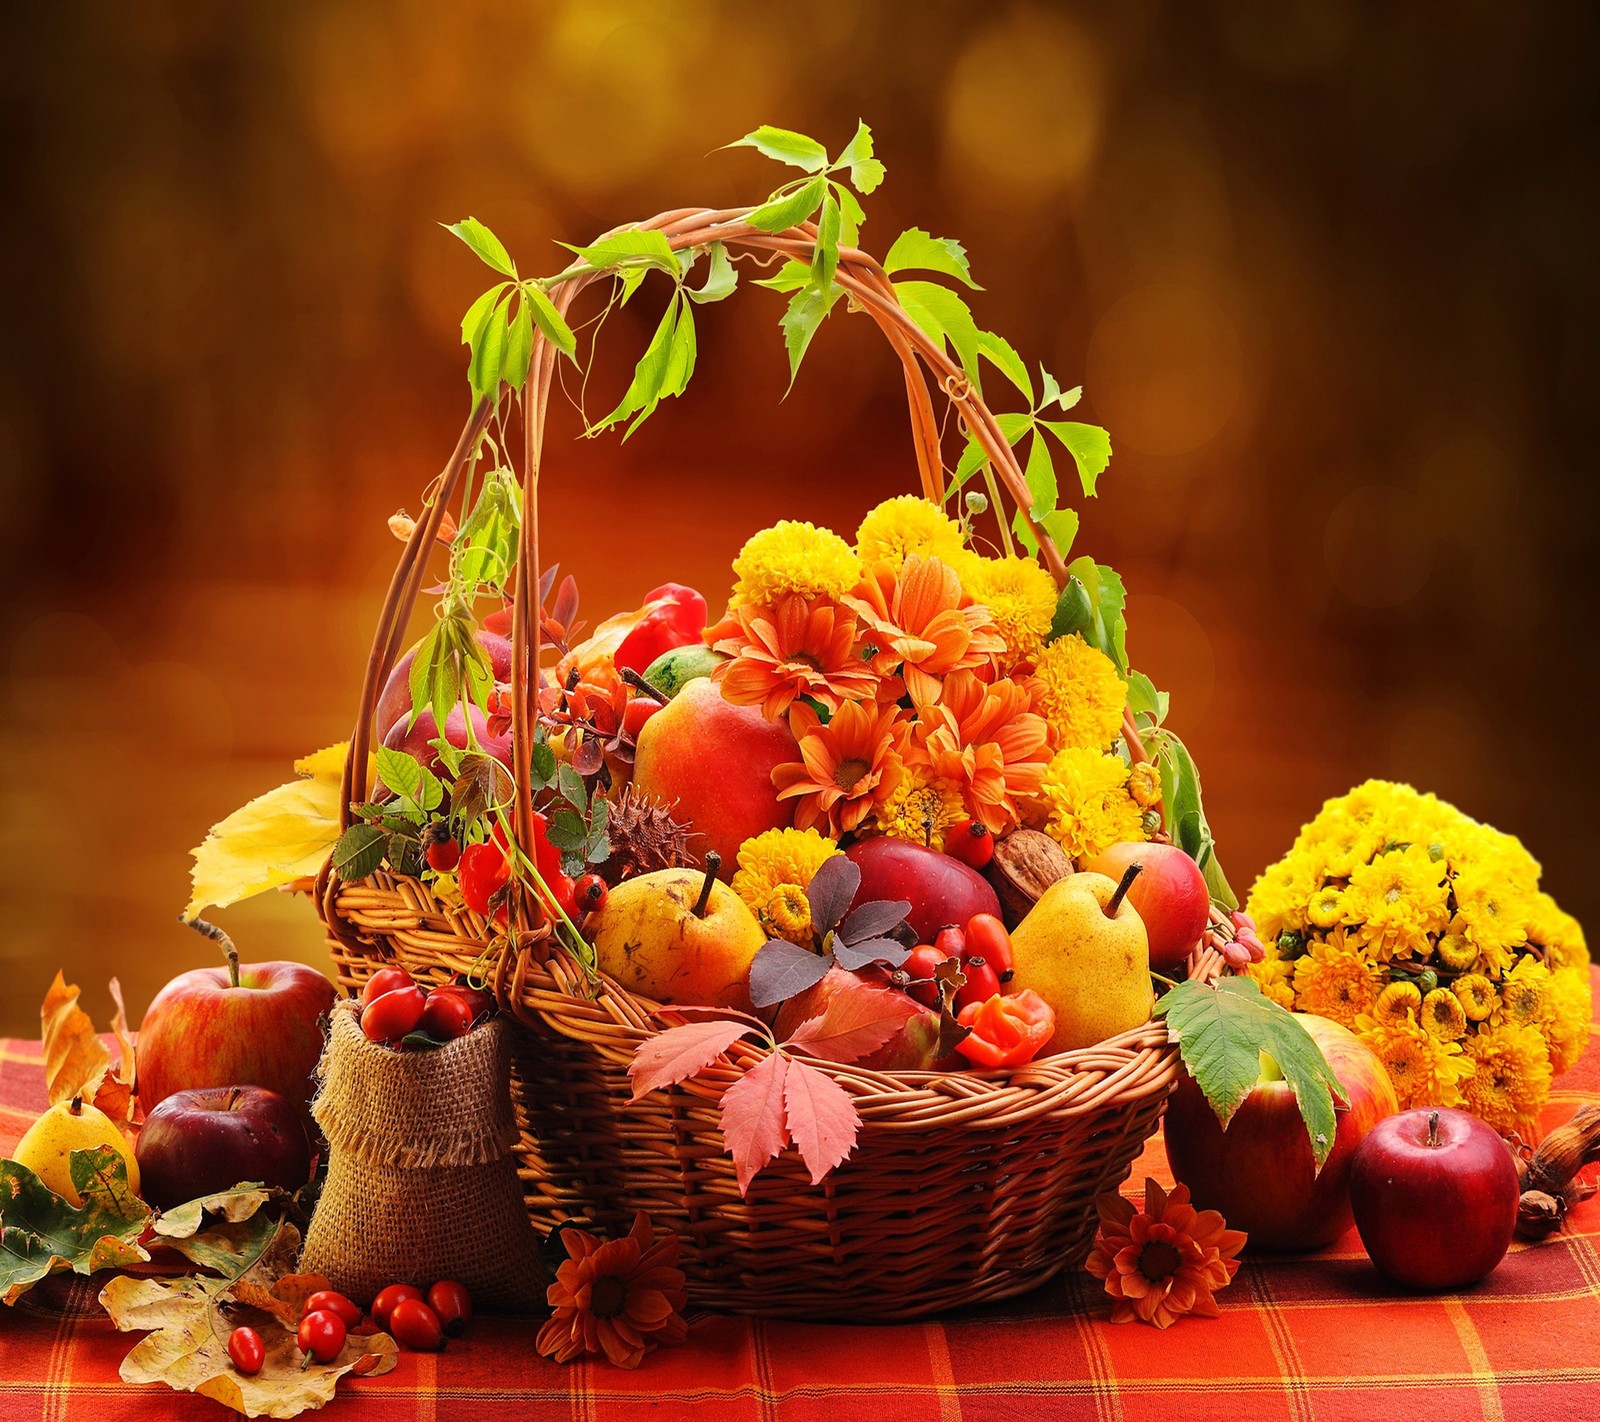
317 204 1228 1321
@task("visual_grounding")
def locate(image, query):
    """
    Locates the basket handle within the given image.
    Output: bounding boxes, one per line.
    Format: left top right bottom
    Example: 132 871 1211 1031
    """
341 208 1149 884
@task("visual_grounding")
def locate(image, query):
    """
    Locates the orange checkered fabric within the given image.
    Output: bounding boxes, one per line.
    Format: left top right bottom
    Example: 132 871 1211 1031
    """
3 978 1599 1421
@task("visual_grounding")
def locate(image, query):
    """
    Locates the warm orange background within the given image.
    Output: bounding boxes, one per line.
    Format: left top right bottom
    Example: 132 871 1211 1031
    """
1 3 1595 1038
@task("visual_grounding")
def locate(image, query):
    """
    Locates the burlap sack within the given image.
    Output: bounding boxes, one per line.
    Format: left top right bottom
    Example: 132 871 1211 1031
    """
299 1000 545 1311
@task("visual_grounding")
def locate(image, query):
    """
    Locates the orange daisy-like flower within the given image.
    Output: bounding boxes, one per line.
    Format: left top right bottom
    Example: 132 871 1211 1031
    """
711 595 880 718
909 669 1049 833
535 1212 689 1370
1085 1178 1246 1329
845 556 1005 708
773 698 906 836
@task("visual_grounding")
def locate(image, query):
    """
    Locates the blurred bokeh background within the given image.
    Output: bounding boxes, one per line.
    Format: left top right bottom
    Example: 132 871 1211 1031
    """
1 0 1596 1037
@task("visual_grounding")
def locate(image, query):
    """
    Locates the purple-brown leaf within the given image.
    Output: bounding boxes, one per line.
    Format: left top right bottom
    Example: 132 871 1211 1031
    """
837 898 911 946
832 936 910 971
749 940 832 1008
806 855 861 936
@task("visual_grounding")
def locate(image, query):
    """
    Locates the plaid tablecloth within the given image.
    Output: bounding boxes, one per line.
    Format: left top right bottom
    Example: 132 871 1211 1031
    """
4 981 1599 1422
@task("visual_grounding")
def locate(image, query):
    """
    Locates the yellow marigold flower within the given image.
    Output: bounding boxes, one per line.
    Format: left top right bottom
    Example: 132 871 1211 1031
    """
1449 861 1532 977
1247 956 1296 1010
962 554 1058 670
1526 891 1588 970
1296 814 1387 882
1128 761 1161 810
1291 931 1380 1029
1541 967 1593 1076
855 495 967 574
1461 1021 1552 1135
1454 973 1498 1023
1455 821 1542 891
1026 634 1127 753
732 520 861 608
1034 746 1146 864
872 762 966 853
1354 1013 1473 1111
1420 987 1467 1041
1341 844 1450 961
1493 954 1551 1028
1307 882 1346 931
1375 980 1422 1026
731 828 840 945
1434 930 1477 971
1246 857 1321 944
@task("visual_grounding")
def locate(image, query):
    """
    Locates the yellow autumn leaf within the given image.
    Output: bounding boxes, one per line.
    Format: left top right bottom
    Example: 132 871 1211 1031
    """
184 743 370 920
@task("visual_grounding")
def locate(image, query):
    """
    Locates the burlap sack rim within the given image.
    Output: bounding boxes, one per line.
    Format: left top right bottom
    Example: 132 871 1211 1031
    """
312 1000 521 1169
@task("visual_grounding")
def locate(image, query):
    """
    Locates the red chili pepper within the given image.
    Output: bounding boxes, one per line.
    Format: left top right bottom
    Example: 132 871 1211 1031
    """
954 990 1055 1069
612 584 708 675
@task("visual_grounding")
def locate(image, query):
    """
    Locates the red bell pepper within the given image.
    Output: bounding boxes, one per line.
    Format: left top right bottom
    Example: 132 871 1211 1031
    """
954 990 1055 1069
612 583 708 676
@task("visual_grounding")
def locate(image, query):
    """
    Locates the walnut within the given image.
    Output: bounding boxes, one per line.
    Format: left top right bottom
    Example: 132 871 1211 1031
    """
985 829 1073 928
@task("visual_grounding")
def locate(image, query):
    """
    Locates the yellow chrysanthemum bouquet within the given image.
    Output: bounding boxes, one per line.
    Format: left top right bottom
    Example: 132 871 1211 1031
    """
1247 780 1590 1134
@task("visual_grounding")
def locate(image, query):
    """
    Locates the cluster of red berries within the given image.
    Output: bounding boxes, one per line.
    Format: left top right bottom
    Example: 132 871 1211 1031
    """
226 1281 472 1373
893 912 1015 1014
356 966 495 1047
454 821 608 927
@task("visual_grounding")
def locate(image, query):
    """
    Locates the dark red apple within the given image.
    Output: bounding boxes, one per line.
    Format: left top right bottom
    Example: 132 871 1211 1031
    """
1350 1106 1520 1290
135 1085 312 1209
1163 1013 1398 1249
381 703 512 783
375 630 512 744
138 949 335 1118
1083 842 1210 973
845 838 1000 945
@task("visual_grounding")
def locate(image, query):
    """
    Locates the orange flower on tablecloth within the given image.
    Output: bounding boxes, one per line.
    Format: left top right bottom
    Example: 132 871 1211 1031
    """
1085 1177 1246 1329
845 556 1004 708
908 668 1049 833
773 698 906 836
536 1212 689 1370
711 595 880 718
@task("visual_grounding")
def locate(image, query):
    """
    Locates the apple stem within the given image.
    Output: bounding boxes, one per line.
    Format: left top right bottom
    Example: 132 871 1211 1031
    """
693 854 721 918
1427 1109 1440 1148
1106 862 1143 917
620 667 670 705
183 915 241 989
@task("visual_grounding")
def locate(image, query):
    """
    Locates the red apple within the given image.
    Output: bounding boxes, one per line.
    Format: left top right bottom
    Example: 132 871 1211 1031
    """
135 1085 312 1209
138 951 336 1118
1083 842 1209 973
773 966 956 1070
1349 1106 1520 1290
381 702 512 784
375 630 512 744
845 837 1000 945
1163 1013 1398 1250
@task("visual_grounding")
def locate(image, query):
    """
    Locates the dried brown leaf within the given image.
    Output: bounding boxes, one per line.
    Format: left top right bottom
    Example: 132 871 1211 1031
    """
40 972 111 1108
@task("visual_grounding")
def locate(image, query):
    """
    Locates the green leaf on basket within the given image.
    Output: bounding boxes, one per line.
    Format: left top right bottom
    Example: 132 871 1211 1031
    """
1048 557 1128 672
459 283 510 345
754 258 811 294
893 279 981 389
1 1148 152 1305
374 748 443 817
725 125 830 173
467 296 508 399
1039 420 1112 498
810 192 841 291
503 299 533 391
1126 669 1169 727
780 281 841 389
834 120 886 194
1149 728 1238 910
747 176 827 234
883 228 979 289
521 282 577 360
330 823 386 882
1156 977 1344 1169
443 217 516 278
591 292 680 437
561 228 680 272
977 329 1031 399
687 242 738 304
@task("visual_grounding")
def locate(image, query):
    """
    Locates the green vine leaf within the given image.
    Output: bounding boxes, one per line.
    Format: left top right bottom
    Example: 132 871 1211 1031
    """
1039 420 1112 498
1039 366 1082 411
726 125 830 173
521 283 576 360
1126 670 1169 726
443 217 516 278
1149 727 1238 910
780 282 842 389
753 259 810 294
467 298 508 400
747 176 828 234
687 242 738 304
810 193 842 291
330 823 386 882
1049 557 1127 670
504 300 534 391
835 120 885 194
459 283 510 345
976 330 1030 397
561 228 680 272
884 228 979 289
893 279 981 389
1155 978 1343 1169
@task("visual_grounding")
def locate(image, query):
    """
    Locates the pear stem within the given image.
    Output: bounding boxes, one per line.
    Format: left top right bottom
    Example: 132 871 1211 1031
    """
1106 862 1142 917
184 915 242 988
620 667 671 704
693 853 721 918
1426 1109 1440 1148
69 1095 82 1115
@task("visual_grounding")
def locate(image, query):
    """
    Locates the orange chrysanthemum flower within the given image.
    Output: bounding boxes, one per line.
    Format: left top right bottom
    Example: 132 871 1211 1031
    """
711 595 880 718
1085 1178 1246 1329
773 698 906 836
535 1212 689 1370
909 669 1049 833
845 556 1005 708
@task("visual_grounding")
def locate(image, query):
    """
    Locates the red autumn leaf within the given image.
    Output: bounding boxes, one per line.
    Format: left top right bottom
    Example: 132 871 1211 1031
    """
628 1019 754 1101
783 1057 861 1185
719 1052 792 1196
783 983 919 1064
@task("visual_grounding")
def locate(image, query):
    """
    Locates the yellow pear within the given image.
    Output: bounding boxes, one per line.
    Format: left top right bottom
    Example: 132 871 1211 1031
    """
1007 868 1154 1055
12 1097 140 1204
591 860 767 1013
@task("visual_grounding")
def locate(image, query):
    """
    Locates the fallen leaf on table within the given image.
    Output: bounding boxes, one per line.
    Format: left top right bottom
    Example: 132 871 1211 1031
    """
185 743 373 920
103 1215 398 1418
0 1148 151 1305
154 1185 276 1242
